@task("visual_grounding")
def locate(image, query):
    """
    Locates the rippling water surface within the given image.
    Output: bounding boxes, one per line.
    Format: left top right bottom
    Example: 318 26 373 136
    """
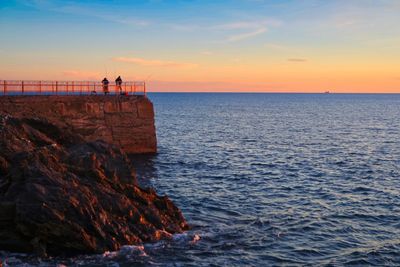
3 93 400 266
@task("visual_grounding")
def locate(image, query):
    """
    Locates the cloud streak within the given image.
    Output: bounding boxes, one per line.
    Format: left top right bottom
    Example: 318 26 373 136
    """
215 19 280 42
226 28 267 42
22 1 280 43
19 0 150 27
113 57 198 68
214 18 280 30
147 80 286 92
169 18 279 42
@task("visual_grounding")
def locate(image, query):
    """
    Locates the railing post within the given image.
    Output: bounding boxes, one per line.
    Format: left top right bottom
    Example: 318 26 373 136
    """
56 81 58 95
66 82 69 95
39 81 41 94
3 80 6 95
144 82 146 96
22 81 24 95
130 84 133 95
72 81 74 94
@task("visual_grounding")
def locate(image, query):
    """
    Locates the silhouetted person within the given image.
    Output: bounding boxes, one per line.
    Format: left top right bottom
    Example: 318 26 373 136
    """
115 76 123 94
102 77 109 95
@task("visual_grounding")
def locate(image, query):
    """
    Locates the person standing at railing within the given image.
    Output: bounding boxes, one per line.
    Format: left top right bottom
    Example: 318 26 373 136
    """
115 76 122 95
102 77 110 95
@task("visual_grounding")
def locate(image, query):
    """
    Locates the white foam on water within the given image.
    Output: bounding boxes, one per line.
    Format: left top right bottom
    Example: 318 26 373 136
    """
190 234 201 244
1 255 36 267
102 244 148 260
0 232 202 266
171 232 201 245
119 245 148 257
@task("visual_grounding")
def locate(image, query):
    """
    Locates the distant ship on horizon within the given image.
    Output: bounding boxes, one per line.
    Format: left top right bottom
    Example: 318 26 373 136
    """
324 91 330 94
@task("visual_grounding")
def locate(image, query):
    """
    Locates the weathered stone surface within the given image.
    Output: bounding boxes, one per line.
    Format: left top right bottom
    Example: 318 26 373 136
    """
121 101 137 113
0 116 187 256
0 95 157 154
137 100 155 118
104 113 138 127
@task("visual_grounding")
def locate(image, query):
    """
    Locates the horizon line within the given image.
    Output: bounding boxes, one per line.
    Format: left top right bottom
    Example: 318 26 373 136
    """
146 91 400 94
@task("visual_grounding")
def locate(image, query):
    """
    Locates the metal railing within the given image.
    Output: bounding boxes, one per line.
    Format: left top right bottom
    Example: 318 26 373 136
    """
0 80 146 96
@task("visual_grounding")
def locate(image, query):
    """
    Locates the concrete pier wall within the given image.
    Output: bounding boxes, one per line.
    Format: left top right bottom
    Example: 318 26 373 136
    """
0 95 157 154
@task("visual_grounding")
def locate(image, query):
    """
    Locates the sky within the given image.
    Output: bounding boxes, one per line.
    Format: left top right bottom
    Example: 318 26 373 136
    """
0 0 400 93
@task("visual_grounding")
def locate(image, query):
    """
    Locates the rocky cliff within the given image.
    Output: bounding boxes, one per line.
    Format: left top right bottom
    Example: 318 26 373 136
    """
0 95 156 154
0 115 188 256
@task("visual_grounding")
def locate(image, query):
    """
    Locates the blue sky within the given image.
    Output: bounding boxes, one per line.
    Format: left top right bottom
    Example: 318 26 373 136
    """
1 0 400 92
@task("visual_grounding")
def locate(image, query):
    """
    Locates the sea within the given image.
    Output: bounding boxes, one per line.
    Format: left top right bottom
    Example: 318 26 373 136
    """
2 93 400 266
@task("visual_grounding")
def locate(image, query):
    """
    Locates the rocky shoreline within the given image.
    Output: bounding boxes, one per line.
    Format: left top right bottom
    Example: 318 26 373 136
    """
0 114 188 257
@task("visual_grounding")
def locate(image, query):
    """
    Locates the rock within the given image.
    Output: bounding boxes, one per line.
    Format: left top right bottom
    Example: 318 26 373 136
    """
0 156 8 175
0 115 188 256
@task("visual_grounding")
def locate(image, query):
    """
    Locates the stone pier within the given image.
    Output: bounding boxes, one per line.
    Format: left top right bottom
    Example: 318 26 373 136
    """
0 95 157 154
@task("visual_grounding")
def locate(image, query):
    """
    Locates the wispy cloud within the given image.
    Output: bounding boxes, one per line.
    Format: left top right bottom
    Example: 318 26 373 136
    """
226 28 267 42
265 43 294 51
147 80 286 92
19 0 150 27
304 1 400 35
215 19 279 42
213 19 280 30
287 58 307 62
113 57 198 68
21 0 281 43
169 18 279 42
62 70 100 79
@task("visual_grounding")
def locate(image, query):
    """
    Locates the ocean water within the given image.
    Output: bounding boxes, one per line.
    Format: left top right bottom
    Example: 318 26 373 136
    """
2 93 400 266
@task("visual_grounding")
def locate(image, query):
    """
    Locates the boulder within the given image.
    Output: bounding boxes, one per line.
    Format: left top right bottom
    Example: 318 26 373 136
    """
0 115 188 256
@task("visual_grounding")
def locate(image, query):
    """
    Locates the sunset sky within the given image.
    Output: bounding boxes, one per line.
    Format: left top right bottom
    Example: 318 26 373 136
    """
1 0 400 92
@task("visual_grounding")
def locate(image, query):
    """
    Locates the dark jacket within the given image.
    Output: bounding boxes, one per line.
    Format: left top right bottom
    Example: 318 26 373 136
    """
115 76 122 85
